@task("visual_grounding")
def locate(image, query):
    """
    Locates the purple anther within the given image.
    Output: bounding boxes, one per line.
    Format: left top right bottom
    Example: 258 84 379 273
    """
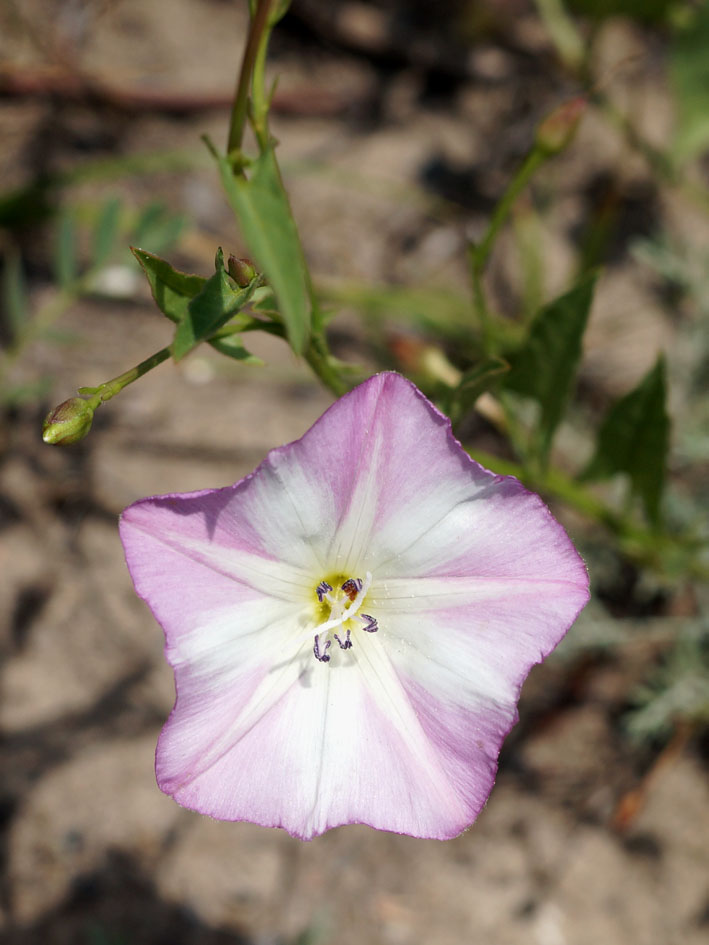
341 577 363 602
313 635 331 663
334 629 352 650
316 581 333 603
360 614 378 633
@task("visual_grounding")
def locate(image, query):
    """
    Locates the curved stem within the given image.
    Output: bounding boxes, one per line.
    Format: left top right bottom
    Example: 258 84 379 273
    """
227 0 275 156
83 346 171 409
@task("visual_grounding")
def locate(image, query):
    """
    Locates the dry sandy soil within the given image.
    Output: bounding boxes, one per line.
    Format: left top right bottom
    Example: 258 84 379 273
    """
1 2 708 943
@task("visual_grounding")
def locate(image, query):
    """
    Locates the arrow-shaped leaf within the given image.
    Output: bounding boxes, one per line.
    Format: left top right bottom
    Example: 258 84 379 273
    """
131 247 205 325
581 355 669 526
171 250 259 360
505 273 596 459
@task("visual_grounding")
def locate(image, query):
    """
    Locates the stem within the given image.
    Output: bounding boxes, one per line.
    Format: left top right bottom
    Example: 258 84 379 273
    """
84 346 170 409
304 335 348 398
473 148 546 275
227 0 275 156
469 148 545 354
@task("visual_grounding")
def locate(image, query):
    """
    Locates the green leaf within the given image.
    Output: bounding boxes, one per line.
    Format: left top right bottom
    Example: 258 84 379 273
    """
92 197 122 267
1 377 52 406
2 247 28 339
448 357 509 425
171 249 259 360
505 273 596 459
670 4 709 163
131 247 205 324
581 356 669 526
209 333 264 365
214 145 311 354
54 209 78 287
131 202 187 256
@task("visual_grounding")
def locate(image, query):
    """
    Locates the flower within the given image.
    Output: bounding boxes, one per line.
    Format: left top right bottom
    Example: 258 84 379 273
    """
119 372 589 840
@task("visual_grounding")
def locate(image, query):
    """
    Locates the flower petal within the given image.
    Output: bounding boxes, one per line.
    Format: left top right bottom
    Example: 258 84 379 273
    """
160 636 479 840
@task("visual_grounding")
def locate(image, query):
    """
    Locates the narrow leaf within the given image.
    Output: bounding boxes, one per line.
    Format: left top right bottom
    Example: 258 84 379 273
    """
171 250 259 360
670 3 709 163
214 145 311 354
209 333 264 365
2 247 28 339
54 210 78 287
131 203 167 247
131 247 205 324
132 202 187 256
505 273 596 458
92 197 122 267
581 356 669 526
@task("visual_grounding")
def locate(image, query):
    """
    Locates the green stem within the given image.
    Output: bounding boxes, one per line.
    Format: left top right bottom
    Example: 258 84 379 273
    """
227 0 275 156
469 148 545 353
474 148 546 275
84 346 171 409
304 335 348 398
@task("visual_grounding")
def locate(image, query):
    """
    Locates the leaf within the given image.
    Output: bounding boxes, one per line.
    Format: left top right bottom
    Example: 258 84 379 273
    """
581 356 669 526
131 247 205 325
131 202 187 256
92 197 122 267
209 333 264 365
54 209 78 287
171 249 259 360
448 357 509 425
2 247 28 340
505 273 596 459
214 145 311 354
670 4 709 163
1 377 52 406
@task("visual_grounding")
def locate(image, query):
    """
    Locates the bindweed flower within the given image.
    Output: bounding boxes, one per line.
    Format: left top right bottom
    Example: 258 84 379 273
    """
119 373 589 840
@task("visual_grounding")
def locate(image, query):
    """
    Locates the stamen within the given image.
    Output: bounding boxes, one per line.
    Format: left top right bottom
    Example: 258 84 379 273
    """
341 578 363 602
310 572 376 663
334 629 352 650
313 635 331 662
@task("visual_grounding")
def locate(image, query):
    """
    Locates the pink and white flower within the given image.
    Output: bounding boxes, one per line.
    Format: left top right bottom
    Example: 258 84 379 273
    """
119 372 589 840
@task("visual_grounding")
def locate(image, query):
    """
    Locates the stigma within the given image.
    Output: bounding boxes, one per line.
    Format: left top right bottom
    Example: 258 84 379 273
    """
312 572 377 663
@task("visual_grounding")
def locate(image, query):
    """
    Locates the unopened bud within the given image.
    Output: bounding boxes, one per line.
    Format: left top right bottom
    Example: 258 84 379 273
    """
227 255 257 287
535 97 587 155
42 397 94 445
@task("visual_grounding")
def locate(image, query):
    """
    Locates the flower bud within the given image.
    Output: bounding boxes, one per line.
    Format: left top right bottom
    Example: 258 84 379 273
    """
227 255 257 287
535 96 587 156
42 397 94 445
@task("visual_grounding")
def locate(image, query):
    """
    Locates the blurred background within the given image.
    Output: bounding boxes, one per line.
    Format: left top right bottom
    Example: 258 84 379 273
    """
1 1 708 943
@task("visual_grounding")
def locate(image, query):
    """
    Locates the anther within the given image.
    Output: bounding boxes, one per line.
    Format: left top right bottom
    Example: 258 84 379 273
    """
341 578 363 602
313 635 331 662
316 581 333 603
360 614 378 633
334 629 352 650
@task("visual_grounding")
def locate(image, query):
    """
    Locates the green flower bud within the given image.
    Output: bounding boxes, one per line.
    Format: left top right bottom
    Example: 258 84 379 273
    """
227 255 257 287
42 397 94 446
535 97 587 156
